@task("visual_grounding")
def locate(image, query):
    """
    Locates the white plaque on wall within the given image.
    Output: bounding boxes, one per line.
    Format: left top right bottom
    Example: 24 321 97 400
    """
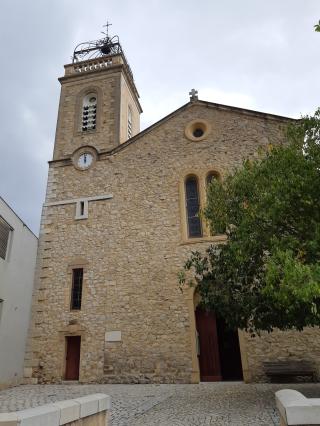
105 331 122 342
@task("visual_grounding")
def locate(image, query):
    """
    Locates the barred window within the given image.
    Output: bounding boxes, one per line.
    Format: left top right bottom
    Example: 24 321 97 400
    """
0 217 12 260
185 176 202 238
70 268 83 310
81 93 97 132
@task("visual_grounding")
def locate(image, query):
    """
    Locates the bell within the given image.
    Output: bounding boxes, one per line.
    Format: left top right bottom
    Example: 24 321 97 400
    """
101 43 111 55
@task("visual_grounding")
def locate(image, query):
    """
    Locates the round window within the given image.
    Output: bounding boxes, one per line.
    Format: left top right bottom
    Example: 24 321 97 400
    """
185 120 210 141
193 128 204 138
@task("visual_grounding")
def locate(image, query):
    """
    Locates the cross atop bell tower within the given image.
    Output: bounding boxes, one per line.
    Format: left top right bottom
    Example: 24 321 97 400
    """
52 25 142 161
103 21 112 37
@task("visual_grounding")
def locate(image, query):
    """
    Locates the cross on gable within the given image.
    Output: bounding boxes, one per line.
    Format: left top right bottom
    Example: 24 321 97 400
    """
189 88 198 101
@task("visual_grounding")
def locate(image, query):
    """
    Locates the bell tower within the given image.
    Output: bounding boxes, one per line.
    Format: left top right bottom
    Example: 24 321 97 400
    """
53 26 142 160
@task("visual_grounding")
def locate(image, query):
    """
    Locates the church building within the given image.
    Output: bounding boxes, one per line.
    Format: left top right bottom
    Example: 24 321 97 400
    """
24 30 320 384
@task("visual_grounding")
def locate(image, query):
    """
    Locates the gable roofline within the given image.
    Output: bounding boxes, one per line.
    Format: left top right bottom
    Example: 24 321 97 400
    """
106 99 298 156
49 99 298 165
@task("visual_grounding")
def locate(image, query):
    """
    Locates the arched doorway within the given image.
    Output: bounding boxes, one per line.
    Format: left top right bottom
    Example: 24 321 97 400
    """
195 307 243 381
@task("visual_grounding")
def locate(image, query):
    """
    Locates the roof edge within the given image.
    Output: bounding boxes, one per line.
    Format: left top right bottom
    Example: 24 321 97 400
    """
107 102 191 155
0 196 38 239
197 99 297 122
49 99 299 164
105 99 297 156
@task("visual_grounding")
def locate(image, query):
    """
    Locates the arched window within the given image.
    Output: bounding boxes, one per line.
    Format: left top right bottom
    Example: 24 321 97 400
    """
81 93 97 132
127 106 132 139
206 171 221 236
185 176 202 238
206 171 219 186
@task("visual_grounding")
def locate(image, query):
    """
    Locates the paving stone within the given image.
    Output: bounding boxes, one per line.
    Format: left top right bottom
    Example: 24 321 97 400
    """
0 383 320 425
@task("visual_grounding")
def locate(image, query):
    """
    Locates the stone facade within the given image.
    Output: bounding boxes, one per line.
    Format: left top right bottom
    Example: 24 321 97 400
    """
243 328 320 382
24 46 319 385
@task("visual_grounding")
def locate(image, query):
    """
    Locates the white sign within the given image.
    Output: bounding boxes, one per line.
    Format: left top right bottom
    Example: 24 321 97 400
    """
105 331 122 342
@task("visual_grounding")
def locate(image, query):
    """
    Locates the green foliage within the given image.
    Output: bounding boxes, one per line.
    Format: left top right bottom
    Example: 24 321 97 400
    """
180 109 320 333
315 20 320 32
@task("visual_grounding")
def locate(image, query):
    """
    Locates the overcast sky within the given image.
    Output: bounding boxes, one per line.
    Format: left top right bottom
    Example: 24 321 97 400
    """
0 0 319 234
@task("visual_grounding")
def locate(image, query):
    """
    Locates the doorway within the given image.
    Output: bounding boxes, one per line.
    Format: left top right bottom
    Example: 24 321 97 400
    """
65 336 81 380
216 316 243 381
195 308 243 381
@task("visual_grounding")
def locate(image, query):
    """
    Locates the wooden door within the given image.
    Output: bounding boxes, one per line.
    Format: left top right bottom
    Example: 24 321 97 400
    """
195 308 222 381
65 336 81 380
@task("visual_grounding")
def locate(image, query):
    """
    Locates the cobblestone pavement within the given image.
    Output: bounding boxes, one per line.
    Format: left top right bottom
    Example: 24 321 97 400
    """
1 382 320 425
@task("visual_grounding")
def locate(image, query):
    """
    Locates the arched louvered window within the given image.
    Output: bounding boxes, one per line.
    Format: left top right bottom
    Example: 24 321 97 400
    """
185 176 202 238
128 106 133 139
81 93 97 132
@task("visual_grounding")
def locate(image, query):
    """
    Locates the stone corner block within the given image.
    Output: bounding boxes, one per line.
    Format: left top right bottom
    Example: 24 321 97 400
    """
0 412 19 426
74 394 100 418
94 393 111 411
17 404 60 426
52 400 80 425
23 368 32 379
275 389 320 425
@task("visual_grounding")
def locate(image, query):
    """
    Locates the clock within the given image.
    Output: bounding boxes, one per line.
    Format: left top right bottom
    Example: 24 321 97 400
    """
72 147 97 171
77 153 93 169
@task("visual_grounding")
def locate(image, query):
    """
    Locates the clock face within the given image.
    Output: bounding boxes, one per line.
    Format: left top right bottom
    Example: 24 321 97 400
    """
77 153 93 169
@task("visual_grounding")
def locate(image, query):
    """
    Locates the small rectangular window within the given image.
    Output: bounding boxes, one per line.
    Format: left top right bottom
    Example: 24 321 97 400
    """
0 217 12 260
70 268 83 310
80 201 85 216
75 200 88 220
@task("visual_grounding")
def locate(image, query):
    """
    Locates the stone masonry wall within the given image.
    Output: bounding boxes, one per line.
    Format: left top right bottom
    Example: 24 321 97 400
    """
25 93 310 384
53 70 121 160
244 328 320 382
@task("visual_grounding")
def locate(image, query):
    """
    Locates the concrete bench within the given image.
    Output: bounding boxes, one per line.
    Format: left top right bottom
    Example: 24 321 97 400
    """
0 393 111 426
264 361 315 382
275 389 320 425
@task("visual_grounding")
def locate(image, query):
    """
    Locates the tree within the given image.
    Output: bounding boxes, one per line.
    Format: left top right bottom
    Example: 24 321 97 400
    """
179 109 320 334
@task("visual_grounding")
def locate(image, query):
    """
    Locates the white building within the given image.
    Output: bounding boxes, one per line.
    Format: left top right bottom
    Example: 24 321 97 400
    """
0 197 38 389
